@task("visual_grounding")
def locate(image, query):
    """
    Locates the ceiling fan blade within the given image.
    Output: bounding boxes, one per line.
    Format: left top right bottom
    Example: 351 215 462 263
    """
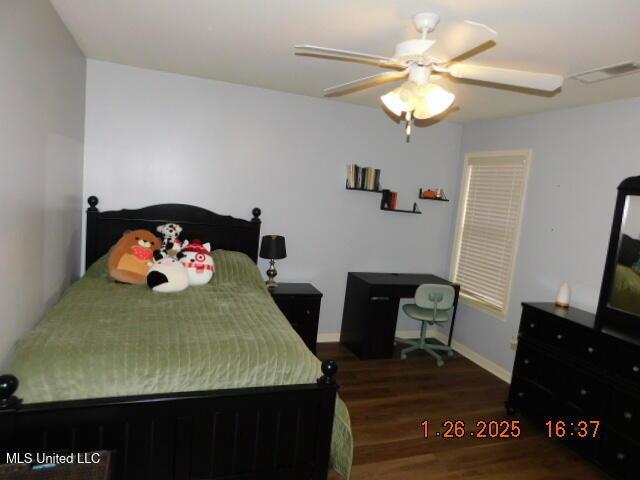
427 21 497 63
295 45 406 69
323 69 409 96
448 63 563 91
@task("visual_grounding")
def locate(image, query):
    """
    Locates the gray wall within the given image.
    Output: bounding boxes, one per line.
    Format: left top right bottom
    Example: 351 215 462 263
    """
0 0 86 367
452 97 640 372
83 60 463 337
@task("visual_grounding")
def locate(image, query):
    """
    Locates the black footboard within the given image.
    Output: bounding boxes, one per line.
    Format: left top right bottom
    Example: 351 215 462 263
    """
0 361 338 480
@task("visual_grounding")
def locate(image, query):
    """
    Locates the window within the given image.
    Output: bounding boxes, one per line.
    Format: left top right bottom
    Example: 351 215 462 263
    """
450 149 531 318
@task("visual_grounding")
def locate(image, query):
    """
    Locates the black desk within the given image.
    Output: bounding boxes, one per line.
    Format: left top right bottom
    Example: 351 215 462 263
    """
339 272 460 360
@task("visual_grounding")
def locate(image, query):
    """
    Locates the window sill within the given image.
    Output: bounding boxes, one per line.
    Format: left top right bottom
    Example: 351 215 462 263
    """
459 293 507 321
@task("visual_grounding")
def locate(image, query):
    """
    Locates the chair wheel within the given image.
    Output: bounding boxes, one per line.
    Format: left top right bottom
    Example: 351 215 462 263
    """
447 350 454 357
436 359 444 367
400 353 407 360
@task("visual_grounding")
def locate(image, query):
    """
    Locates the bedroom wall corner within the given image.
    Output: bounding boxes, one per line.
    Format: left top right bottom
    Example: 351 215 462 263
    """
0 0 86 368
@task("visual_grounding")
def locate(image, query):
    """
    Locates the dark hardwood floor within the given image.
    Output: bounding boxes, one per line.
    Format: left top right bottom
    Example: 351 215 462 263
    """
318 342 607 480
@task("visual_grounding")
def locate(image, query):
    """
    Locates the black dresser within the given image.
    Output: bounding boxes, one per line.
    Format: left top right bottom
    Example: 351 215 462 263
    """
270 283 322 354
508 303 640 479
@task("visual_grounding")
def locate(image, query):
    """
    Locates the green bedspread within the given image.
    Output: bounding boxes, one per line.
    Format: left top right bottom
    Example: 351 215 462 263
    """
8 250 352 477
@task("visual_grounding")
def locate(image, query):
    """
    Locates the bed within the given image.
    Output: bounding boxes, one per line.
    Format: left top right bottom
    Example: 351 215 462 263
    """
0 197 352 480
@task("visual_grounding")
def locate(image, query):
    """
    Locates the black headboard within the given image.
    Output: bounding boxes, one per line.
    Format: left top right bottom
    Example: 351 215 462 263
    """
85 196 262 269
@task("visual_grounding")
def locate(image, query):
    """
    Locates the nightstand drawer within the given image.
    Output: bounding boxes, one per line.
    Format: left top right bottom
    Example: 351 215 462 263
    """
273 297 320 324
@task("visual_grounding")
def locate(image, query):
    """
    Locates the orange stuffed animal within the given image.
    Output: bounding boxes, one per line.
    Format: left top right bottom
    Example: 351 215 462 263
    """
108 230 161 284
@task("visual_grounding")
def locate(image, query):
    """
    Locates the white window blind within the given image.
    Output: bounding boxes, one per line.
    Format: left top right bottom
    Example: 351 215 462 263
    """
451 150 531 317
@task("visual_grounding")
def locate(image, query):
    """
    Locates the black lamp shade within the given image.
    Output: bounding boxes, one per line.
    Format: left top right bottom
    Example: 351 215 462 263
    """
260 235 286 260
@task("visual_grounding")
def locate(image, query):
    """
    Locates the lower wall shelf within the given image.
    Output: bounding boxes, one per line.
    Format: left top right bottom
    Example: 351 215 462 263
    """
380 207 421 214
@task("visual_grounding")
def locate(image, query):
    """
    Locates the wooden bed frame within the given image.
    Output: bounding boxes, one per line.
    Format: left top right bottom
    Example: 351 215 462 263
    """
0 197 339 480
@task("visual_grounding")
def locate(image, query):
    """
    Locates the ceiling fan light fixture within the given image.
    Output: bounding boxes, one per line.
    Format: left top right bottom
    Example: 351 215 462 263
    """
413 84 455 119
380 88 408 117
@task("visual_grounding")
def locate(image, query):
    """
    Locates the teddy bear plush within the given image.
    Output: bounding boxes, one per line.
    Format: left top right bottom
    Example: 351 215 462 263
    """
109 229 161 284
156 223 184 258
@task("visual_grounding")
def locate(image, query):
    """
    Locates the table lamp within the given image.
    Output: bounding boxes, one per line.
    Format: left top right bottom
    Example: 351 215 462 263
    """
259 235 286 288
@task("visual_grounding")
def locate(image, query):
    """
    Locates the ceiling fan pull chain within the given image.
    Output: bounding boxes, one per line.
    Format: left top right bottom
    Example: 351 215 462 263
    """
405 110 412 138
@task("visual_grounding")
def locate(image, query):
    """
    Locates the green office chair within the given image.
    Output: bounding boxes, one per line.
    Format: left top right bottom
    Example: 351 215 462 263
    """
395 284 455 366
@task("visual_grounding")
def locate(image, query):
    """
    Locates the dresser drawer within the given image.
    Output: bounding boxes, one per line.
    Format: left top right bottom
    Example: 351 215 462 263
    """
561 367 609 415
617 342 640 386
519 307 547 342
599 430 639 480
513 343 556 390
509 375 557 419
609 390 640 441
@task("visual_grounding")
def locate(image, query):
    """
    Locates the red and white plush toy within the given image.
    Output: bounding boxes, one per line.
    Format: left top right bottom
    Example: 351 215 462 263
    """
178 240 215 286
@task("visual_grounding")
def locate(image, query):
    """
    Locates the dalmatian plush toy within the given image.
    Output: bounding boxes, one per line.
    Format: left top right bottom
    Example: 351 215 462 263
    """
178 240 215 286
156 223 184 259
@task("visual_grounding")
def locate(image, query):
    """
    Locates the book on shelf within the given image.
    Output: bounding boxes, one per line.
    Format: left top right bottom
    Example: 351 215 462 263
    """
380 189 398 210
346 164 381 191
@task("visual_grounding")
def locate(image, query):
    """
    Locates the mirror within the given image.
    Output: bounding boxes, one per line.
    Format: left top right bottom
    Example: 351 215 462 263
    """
608 195 640 315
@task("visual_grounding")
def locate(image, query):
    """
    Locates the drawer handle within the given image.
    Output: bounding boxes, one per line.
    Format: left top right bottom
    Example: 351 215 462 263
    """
529 323 535 329
616 453 626 461
517 391 525 398
624 411 633 420
371 296 390 301
556 334 563 340
579 388 588 396
305 309 311 315
587 347 595 354
633 365 639 373
523 359 530 365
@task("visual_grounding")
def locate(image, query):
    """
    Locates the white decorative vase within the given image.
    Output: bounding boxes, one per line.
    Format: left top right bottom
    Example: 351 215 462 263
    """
555 282 571 308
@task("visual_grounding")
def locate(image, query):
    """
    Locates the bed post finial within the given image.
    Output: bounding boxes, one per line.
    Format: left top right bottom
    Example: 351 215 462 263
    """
0 374 20 410
251 207 262 223
87 196 99 211
317 360 338 385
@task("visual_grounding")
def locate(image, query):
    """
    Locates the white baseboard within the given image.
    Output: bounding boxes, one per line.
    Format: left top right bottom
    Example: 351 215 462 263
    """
429 331 512 384
317 333 341 343
317 329 512 384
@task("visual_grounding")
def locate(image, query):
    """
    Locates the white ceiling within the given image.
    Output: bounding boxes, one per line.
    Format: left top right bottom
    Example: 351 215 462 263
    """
51 0 640 123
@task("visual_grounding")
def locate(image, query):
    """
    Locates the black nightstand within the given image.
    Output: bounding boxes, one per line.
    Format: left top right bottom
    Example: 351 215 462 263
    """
270 283 322 354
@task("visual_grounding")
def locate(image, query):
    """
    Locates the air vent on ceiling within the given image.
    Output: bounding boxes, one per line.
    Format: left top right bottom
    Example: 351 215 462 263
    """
571 61 640 83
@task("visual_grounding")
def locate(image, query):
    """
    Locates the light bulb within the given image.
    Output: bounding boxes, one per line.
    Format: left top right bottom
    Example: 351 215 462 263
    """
413 84 455 120
380 88 409 117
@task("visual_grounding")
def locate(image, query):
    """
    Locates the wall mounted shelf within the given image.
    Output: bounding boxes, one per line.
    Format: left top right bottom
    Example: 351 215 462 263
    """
418 188 449 202
418 196 449 202
346 183 383 193
380 207 422 215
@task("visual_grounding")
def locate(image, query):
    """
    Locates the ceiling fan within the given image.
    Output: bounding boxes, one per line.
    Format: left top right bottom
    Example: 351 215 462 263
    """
295 13 563 137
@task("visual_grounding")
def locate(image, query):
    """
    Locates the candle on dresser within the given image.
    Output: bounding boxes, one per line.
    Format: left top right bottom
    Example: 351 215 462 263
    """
555 282 571 308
